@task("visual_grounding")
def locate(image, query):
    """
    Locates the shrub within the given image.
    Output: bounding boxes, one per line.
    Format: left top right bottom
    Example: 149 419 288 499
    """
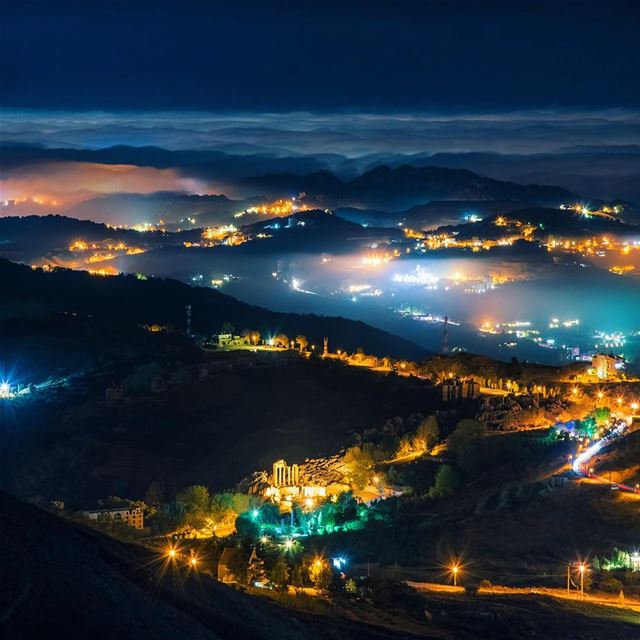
600 576 624 593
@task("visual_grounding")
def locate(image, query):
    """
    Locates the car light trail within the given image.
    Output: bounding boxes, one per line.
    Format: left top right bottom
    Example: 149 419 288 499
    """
572 425 627 479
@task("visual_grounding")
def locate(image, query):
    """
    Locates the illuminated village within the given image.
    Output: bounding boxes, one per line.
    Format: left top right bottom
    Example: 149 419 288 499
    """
2 2 640 637
5 325 637 608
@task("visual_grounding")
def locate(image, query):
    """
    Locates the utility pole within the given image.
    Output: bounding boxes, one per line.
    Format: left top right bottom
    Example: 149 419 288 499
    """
186 304 191 337
442 316 449 355
567 565 570 595
579 563 585 598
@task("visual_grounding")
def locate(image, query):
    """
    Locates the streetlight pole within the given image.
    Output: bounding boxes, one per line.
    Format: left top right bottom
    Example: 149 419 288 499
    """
579 563 585 598
567 565 570 595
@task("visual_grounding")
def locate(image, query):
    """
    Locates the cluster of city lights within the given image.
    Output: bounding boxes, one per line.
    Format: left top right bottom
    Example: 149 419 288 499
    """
0 381 14 399
233 198 309 219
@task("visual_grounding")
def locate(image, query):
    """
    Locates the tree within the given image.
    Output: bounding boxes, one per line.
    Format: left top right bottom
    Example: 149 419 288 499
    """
235 514 259 541
249 330 261 346
396 434 413 458
176 485 210 512
413 415 439 452
592 406 611 428
273 333 290 348
428 465 459 499
334 491 358 524
269 558 290 591
295 334 309 351
576 416 597 439
344 444 381 489
175 485 210 526
209 492 256 526
448 419 487 475
309 560 332 593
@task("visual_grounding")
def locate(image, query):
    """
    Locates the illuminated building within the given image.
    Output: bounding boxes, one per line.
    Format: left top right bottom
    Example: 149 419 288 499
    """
592 353 624 379
272 459 300 487
82 506 144 529
264 457 348 503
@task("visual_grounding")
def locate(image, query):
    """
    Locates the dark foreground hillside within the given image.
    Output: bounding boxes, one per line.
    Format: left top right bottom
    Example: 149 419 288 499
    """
1 491 637 640
0 491 412 640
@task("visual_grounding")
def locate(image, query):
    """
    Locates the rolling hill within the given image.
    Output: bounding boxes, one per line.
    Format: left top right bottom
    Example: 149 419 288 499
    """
0 257 428 360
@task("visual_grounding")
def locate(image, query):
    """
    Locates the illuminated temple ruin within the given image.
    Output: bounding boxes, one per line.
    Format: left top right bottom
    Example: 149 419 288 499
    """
264 457 349 504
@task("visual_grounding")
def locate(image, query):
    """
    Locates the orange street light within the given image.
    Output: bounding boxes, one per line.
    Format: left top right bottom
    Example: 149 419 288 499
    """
166 546 178 561
451 564 460 587
578 562 587 597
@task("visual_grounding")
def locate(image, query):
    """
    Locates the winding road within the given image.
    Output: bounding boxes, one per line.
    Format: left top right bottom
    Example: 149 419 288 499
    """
571 423 638 493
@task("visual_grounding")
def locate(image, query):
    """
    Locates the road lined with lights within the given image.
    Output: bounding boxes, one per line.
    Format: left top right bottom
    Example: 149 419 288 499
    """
572 423 638 493
409 582 640 611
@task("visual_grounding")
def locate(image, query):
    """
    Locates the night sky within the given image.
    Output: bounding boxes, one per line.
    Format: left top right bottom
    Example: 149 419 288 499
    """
2 0 639 205
2 0 639 111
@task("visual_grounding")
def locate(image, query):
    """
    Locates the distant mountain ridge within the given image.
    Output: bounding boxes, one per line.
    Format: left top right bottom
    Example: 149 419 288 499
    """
243 164 579 210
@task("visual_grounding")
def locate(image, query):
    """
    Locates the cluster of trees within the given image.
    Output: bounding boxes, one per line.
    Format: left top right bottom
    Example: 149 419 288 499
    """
221 542 336 594
552 407 612 442
396 415 440 457
426 418 487 499
149 483 369 538
241 329 262 345
593 548 636 572
270 333 309 350
345 415 441 490
152 485 261 533
219 324 309 351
